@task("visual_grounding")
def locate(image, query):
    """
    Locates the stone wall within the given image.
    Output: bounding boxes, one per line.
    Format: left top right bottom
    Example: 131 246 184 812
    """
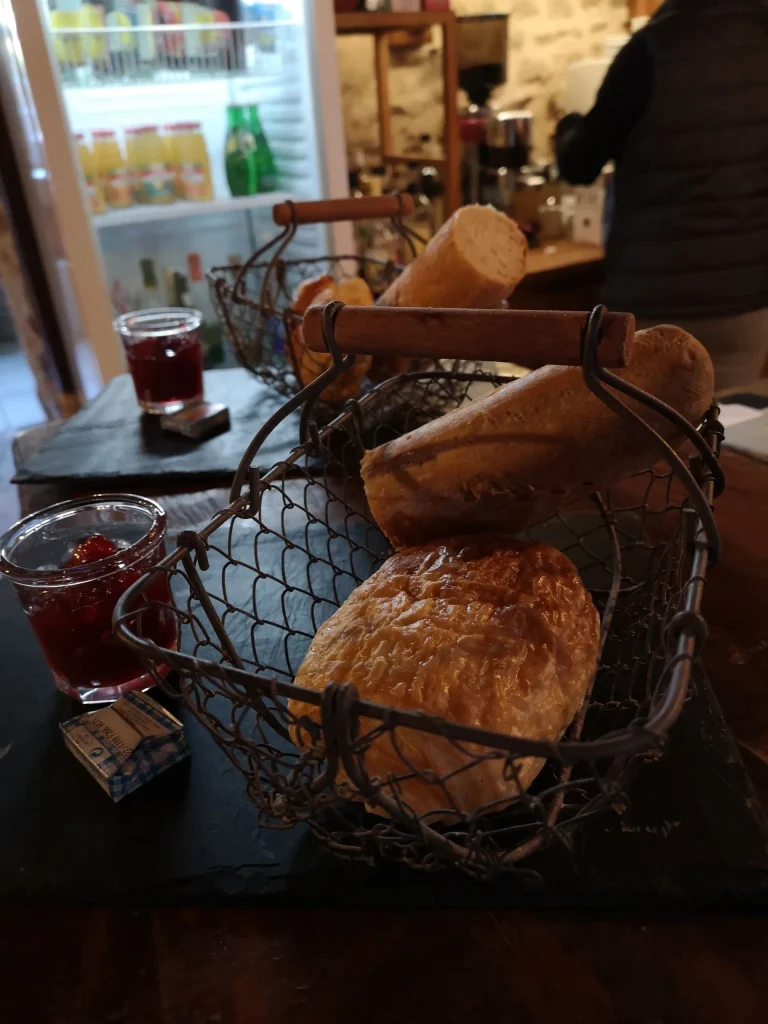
337 0 630 163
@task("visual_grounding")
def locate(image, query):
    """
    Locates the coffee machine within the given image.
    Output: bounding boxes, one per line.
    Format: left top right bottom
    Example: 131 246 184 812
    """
457 15 534 212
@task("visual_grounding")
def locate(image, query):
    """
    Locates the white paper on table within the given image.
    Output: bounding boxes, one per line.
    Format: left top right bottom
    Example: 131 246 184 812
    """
718 403 765 429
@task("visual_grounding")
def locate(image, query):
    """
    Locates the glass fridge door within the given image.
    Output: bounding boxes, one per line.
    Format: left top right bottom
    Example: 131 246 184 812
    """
34 0 349 371
2 0 121 394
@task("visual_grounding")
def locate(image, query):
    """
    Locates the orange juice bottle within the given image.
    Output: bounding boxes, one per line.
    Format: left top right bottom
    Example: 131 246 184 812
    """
166 122 213 201
74 133 106 215
163 126 180 197
92 129 133 209
132 126 175 204
125 127 144 202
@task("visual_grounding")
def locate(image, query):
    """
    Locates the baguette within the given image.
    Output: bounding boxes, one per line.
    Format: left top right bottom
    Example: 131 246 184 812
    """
370 204 527 380
361 324 715 549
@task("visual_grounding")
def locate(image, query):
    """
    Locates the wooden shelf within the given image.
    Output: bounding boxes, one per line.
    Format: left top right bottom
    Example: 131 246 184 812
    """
335 11 453 33
335 9 460 217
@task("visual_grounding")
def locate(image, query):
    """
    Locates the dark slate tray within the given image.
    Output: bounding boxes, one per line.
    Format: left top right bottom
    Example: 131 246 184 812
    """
12 369 299 487
2 575 768 909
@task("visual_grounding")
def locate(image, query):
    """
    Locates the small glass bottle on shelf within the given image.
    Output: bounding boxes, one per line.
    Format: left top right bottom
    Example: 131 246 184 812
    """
225 105 258 197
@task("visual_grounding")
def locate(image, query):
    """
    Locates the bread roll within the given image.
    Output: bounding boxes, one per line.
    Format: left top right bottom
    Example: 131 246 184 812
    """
290 536 600 817
370 204 528 380
362 324 715 549
288 274 373 403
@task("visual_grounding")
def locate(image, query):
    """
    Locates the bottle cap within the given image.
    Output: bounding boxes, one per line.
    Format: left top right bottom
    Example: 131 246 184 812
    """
187 252 204 283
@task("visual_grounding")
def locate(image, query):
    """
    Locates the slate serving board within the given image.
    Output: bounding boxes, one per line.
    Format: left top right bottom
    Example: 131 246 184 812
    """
12 369 300 487
3 574 768 910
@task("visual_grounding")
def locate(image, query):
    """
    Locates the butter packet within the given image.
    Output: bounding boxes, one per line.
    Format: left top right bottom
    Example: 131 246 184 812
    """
60 691 189 802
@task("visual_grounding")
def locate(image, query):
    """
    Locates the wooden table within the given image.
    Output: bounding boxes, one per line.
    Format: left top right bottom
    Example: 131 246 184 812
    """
2 449 768 1023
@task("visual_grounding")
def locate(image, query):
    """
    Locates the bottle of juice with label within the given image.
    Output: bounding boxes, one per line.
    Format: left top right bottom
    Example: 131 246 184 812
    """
225 106 258 197
133 126 175 204
125 127 142 203
92 130 133 209
166 122 213 201
74 134 106 215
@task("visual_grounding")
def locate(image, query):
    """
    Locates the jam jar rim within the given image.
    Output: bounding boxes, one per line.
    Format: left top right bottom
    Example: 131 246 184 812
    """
0 493 168 588
114 307 203 340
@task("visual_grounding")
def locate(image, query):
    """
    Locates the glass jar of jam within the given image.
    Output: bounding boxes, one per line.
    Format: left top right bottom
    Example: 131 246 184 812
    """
0 495 177 703
115 307 204 415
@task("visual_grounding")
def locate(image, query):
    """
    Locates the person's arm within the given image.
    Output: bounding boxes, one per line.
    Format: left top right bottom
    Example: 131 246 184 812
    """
556 33 653 185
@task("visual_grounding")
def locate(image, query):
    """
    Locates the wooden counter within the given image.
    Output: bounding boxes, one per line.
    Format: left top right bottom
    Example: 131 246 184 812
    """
511 240 606 312
526 240 605 276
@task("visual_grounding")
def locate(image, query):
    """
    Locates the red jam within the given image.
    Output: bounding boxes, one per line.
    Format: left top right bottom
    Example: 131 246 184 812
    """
22 534 177 698
65 533 118 567
125 332 203 407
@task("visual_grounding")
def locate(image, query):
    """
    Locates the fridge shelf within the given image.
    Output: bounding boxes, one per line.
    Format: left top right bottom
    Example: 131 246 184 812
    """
50 20 297 89
92 192 292 229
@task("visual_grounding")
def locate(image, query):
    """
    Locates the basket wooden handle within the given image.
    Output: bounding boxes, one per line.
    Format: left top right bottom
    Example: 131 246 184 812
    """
302 305 636 368
272 194 414 226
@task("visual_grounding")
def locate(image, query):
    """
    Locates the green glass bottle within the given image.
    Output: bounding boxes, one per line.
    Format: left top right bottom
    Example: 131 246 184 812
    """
248 104 278 193
225 105 258 197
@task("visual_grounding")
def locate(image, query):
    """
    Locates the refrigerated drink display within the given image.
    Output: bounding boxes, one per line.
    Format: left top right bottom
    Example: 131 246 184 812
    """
248 103 278 193
225 105 258 196
166 122 214 202
74 133 106 215
9 2 352 397
92 129 133 209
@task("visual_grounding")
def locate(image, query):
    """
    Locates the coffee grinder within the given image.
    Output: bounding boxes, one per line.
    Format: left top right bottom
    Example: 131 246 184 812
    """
457 14 533 212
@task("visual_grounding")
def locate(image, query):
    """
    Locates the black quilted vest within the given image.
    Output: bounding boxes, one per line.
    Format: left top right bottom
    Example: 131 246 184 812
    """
605 0 768 319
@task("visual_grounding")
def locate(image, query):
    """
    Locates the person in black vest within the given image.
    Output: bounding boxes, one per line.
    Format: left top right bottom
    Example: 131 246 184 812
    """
556 0 768 391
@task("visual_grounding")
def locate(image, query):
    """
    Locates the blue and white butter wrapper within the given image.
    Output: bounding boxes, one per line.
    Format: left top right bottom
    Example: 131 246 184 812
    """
60 691 189 802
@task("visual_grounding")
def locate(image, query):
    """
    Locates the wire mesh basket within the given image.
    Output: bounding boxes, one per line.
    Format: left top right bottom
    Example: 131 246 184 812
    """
115 305 724 880
208 195 480 406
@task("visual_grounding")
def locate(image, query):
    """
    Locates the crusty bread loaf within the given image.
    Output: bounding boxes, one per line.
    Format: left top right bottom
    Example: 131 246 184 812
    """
290 535 600 817
379 204 527 309
288 274 373 402
370 204 528 380
362 324 715 549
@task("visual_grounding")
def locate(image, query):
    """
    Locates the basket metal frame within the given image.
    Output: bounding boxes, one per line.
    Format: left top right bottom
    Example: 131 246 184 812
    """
114 305 724 877
207 197 426 399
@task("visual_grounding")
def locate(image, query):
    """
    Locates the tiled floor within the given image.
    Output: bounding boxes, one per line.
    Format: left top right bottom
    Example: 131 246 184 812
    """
0 342 45 534
0 430 20 534
0 343 46 432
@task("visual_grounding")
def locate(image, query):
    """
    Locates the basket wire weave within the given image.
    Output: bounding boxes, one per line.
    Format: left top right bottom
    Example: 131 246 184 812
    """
207 196 483 406
115 306 724 879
